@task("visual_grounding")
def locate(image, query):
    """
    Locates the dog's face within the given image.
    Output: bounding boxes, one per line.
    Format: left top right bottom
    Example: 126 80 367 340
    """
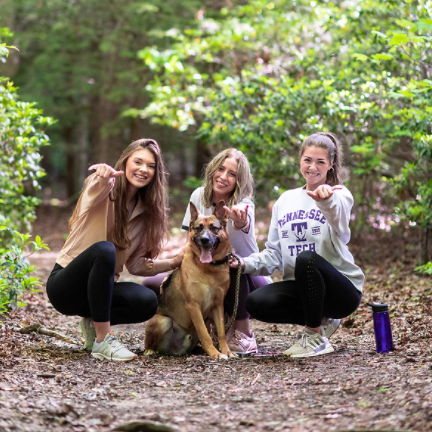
189 201 229 263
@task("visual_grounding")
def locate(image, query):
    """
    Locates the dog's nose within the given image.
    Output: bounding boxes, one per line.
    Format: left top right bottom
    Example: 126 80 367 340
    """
200 237 210 245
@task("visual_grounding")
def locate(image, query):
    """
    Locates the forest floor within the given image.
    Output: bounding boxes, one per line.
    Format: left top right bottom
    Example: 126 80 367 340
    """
1 205 432 432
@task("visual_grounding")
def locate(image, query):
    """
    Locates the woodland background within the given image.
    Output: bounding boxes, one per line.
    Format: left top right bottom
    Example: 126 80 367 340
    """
0 0 431 317
0 0 430 246
1 2 432 432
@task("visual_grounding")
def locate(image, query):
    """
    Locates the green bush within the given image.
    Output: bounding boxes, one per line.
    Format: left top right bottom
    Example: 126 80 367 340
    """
0 29 53 313
0 228 50 313
0 29 54 248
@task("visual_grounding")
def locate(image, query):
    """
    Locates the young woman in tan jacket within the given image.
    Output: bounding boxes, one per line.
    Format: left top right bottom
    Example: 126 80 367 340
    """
46 139 183 361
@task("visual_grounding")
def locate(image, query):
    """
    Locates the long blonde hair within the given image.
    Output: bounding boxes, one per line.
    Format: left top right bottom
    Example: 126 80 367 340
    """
202 148 254 208
68 139 169 258
299 132 344 186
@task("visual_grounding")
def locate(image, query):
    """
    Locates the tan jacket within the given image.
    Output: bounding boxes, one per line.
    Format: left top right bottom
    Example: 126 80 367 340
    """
56 175 172 281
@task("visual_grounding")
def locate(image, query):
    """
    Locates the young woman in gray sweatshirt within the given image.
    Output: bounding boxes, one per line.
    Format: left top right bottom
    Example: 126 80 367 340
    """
236 132 364 358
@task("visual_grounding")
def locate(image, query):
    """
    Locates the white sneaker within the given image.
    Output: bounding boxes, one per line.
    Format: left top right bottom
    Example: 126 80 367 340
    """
321 318 340 339
283 331 306 356
80 317 96 351
284 328 334 358
91 333 137 361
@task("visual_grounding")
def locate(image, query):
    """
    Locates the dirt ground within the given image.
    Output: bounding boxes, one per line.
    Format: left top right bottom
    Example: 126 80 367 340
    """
1 207 432 432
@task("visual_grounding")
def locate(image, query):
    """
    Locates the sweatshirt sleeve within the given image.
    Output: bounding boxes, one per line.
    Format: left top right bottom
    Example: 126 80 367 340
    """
80 175 115 213
316 187 353 244
243 200 283 276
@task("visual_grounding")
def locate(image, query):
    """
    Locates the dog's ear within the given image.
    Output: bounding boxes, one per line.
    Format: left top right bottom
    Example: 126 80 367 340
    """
189 201 200 224
213 201 227 225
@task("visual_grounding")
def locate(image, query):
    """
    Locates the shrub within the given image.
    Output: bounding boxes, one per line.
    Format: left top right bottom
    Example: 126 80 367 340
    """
0 29 53 313
0 228 50 313
0 28 54 248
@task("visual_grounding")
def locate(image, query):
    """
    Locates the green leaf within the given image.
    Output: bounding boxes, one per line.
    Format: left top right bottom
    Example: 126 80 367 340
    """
399 90 416 97
417 19 432 31
353 53 369 61
371 53 393 60
388 34 410 46
372 30 388 39
395 19 413 28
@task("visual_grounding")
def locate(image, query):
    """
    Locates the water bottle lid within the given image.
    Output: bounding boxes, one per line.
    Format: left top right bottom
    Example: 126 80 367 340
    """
367 302 389 312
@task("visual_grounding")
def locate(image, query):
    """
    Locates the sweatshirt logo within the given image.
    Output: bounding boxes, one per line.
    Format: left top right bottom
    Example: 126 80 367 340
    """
292 222 307 242
278 209 326 228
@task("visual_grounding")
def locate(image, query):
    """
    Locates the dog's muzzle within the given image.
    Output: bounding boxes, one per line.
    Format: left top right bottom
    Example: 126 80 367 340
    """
195 232 220 263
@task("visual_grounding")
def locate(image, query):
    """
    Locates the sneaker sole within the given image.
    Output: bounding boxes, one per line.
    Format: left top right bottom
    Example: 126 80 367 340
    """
91 352 137 362
283 348 301 356
290 345 334 358
230 348 258 355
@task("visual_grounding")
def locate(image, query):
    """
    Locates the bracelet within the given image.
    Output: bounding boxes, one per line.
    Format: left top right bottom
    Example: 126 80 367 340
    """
233 221 248 230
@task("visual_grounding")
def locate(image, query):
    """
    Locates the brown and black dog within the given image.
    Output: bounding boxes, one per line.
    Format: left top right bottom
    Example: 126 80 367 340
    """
144 201 236 359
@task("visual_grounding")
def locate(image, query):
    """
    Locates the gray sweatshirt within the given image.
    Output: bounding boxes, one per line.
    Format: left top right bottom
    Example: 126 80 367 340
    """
243 186 364 292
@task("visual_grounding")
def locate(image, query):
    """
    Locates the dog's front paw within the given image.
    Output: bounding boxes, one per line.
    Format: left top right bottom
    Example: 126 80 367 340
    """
227 351 238 358
218 353 229 360
144 349 156 356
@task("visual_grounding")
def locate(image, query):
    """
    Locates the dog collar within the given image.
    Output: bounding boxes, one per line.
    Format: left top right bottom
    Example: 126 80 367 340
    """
210 254 230 266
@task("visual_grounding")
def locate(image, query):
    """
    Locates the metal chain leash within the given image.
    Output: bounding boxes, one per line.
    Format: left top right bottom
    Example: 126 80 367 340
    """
224 252 242 334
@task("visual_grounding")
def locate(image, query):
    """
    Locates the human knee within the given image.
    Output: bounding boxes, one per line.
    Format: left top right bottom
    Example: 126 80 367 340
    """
93 241 116 256
245 291 261 319
92 241 116 265
131 289 158 323
295 250 317 272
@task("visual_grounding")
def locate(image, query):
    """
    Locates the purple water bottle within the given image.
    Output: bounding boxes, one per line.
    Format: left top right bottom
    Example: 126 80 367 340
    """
367 302 394 353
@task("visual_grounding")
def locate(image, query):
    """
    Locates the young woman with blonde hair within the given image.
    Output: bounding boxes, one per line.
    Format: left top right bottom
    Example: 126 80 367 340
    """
46 139 183 361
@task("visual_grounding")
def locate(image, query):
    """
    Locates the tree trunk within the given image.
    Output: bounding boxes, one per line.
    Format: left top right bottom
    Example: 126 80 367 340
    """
423 227 432 264
77 96 90 187
64 127 77 199
194 138 211 177
95 98 123 166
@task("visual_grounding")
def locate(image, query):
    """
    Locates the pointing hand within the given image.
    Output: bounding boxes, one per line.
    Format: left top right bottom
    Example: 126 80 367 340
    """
223 204 249 229
306 184 343 202
88 164 124 179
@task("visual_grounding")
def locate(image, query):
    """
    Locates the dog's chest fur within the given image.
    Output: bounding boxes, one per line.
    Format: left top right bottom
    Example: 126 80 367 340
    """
180 256 230 313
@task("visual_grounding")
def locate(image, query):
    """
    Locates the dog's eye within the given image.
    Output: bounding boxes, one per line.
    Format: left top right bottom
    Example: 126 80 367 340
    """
194 224 204 233
210 225 220 233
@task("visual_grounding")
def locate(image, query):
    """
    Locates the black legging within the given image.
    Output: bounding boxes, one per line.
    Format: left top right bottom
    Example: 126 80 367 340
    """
246 250 362 328
46 241 158 325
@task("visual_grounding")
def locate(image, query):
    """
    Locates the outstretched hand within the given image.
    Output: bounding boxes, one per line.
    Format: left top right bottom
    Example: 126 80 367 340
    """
88 163 124 179
306 184 343 202
223 204 249 229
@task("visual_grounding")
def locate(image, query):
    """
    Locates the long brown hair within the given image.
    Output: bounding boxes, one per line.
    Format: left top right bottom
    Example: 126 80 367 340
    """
299 132 344 186
68 139 169 258
202 148 254 208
